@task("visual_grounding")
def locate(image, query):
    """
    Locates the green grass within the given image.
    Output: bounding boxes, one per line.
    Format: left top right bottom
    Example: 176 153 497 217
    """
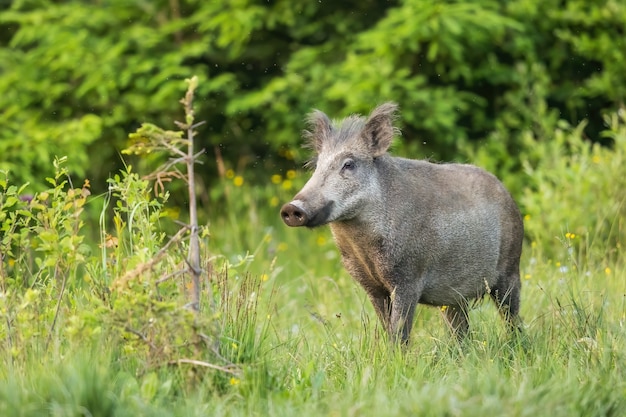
212 230 625 417
5 193 624 416
7 249 624 417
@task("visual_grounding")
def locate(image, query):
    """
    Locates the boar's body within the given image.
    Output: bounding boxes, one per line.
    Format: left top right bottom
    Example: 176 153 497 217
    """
281 103 523 343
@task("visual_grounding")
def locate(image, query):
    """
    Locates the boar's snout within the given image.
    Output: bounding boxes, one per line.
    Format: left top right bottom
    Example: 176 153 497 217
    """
280 202 308 227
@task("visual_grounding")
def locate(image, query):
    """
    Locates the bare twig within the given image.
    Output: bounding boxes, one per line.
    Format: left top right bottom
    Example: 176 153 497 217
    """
198 332 230 361
180 76 203 312
155 269 187 285
124 326 157 351
111 225 190 290
174 120 207 131
191 148 206 162
45 264 68 352
145 158 186 183
168 358 241 376
120 76 210 313
160 140 187 158
181 251 203 276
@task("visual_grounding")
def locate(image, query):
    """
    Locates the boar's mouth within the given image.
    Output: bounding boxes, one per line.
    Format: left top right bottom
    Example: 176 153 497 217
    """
280 201 334 228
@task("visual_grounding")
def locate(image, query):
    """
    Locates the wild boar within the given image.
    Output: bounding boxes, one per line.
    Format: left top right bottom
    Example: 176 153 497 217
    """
280 103 523 343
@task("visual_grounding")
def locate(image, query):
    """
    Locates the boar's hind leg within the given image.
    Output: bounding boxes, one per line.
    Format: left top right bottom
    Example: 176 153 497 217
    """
491 275 523 332
443 303 469 340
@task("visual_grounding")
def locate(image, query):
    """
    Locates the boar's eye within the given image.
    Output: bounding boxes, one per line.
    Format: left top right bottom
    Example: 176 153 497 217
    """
341 159 356 172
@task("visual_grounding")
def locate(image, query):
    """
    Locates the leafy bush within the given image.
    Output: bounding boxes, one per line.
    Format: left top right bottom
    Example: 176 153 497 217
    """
2 0 625 197
521 110 626 264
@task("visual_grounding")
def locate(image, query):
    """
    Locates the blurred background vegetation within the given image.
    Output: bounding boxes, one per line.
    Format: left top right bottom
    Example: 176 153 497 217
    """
2 0 625 205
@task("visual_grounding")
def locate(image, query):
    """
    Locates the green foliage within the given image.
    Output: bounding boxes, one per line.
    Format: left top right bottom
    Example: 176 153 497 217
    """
0 160 240 383
521 111 626 263
2 0 626 199
0 157 91 277
1 157 94 357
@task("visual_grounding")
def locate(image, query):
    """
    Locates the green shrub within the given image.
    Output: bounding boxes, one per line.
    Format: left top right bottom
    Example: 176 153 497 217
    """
521 110 626 265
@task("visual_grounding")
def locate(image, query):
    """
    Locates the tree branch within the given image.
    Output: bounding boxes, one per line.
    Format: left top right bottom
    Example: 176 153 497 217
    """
167 358 241 376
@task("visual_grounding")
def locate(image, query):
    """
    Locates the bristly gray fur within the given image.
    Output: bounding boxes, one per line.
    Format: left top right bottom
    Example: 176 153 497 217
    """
303 113 368 169
302 103 400 169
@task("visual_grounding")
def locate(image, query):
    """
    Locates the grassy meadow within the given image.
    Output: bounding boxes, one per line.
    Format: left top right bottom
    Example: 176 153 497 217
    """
1 113 625 416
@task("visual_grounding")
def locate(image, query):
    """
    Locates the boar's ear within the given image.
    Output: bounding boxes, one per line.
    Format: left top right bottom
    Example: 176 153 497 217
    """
303 109 333 154
363 102 399 157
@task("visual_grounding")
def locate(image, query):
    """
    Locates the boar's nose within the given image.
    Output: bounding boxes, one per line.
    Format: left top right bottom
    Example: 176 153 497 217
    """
280 203 308 227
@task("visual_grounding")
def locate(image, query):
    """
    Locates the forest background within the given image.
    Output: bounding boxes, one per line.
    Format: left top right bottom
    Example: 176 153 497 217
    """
1 1 626 416
2 0 625 198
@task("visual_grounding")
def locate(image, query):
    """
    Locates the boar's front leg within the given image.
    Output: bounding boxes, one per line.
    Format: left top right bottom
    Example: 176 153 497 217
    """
389 288 419 344
366 288 393 335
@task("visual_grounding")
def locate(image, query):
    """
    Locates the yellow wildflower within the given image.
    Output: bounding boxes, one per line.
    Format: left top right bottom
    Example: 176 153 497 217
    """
283 150 295 160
